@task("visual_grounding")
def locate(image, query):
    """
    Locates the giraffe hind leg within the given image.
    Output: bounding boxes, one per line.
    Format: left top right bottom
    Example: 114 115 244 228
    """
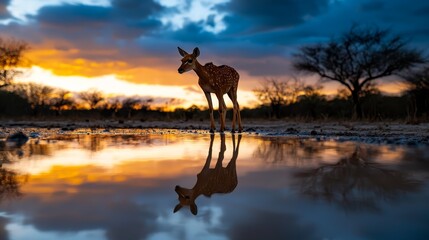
227 91 238 133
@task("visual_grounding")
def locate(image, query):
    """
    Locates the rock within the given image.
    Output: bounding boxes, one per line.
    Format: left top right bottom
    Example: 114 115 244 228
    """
6 131 29 146
29 132 41 138
286 127 299 134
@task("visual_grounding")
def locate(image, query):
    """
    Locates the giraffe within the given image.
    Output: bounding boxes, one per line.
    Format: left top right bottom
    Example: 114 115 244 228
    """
173 134 241 215
177 47 242 133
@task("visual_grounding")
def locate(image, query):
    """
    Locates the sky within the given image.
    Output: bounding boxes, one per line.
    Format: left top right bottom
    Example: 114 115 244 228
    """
0 0 428 108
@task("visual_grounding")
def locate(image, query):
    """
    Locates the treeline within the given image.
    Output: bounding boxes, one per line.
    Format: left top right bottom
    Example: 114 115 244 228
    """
1 80 427 121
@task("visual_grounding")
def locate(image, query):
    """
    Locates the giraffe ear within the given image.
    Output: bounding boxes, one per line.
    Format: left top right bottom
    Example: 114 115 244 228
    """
193 47 200 58
178 47 188 57
190 203 198 215
173 204 182 213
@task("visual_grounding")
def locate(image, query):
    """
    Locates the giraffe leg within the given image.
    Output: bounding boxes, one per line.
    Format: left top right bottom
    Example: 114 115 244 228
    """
216 93 226 132
227 91 237 133
232 89 242 133
204 92 215 133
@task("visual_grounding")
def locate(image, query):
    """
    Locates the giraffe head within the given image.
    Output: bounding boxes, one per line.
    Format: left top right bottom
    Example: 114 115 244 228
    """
173 185 198 215
177 47 200 74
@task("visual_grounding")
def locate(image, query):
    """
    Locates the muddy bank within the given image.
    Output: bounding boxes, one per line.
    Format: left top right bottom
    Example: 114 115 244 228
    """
0 119 428 146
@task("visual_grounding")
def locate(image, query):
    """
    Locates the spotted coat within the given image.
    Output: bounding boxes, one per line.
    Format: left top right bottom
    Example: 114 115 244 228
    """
198 62 240 95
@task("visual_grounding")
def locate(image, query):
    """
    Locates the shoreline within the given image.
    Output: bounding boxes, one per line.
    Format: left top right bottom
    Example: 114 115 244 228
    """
1 120 428 146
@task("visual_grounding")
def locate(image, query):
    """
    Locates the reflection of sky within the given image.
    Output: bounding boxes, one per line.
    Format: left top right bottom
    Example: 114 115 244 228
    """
0 134 429 239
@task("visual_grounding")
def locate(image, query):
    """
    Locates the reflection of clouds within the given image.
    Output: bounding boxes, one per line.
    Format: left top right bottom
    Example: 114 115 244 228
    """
0 135 428 239
3 178 157 240
154 206 226 240
0 216 9 240
225 208 316 240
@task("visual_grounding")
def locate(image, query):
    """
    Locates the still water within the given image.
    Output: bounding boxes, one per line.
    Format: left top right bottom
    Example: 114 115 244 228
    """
0 133 429 240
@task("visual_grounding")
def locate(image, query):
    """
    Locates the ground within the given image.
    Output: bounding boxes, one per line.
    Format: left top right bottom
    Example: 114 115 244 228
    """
0 119 428 146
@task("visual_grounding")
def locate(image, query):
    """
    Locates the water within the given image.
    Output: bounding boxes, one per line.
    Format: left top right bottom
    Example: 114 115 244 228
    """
1 133 429 240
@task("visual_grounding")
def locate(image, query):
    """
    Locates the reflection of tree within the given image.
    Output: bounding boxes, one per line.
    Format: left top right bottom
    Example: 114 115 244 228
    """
0 167 23 201
294 148 421 211
253 138 327 166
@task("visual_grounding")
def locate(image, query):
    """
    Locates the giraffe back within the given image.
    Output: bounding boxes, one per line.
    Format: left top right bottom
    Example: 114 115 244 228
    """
195 163 238 197
199 63 239 94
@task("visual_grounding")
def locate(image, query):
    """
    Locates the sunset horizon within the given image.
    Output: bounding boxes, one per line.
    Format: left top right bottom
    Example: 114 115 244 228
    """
2 0 426 109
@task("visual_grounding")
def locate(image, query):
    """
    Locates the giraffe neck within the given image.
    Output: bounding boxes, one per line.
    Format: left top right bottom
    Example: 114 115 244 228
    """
193 60 210 81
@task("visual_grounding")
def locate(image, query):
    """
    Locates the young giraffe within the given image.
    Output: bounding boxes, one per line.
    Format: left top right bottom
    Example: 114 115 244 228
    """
177 47 243 133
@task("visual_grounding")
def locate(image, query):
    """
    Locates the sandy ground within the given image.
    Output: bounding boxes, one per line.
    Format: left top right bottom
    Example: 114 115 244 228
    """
0 119 429 146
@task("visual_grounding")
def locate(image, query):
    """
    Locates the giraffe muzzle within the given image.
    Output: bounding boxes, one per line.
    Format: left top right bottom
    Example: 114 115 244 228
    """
178 68 184 74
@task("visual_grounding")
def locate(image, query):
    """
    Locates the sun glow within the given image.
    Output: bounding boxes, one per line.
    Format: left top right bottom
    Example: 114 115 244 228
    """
15 66 259 109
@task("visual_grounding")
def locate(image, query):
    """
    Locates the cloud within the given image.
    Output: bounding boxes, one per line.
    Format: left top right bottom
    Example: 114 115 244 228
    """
0 0 11 19
0 0 428 95
220 0 330 34
5 0 110 22
154 0 230 34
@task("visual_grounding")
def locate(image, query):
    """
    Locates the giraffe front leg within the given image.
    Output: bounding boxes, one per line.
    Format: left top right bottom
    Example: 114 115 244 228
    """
204 92 215 133
217 93 226 132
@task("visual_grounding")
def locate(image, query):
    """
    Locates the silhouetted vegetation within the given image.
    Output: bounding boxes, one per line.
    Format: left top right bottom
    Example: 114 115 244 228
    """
402 65 429 120
0 37 29 88
293 25 425 119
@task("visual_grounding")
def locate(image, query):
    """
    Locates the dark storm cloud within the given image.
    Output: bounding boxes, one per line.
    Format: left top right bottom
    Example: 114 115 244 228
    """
34 3 161 39
1 0 429 79
220 0 330 34
0 0 10 19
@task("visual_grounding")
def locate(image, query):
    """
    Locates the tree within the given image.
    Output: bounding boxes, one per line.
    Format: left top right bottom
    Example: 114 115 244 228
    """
79 90 105 110
293 25 425 119
253 77 304 118
0 37 29 88
7 83 54 115
401 65 429 119
49 89 74 115
121 97 142 118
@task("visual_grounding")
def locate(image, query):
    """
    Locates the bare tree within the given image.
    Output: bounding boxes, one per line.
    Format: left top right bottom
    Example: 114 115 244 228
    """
122 97 142 118
0 37 29 88
293 25 425 119
79 90 105 110
7 83 54 115
401 65 429 119
49 89 74 115
253 77 303 118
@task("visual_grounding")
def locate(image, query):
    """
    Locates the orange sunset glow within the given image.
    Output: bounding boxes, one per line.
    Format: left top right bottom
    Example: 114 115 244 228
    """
1 0 422 110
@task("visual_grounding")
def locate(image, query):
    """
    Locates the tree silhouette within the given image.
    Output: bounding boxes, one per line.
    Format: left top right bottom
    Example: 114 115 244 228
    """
49 89 74 115
79 90 105 110
7 83 54 115
0 37 29 88
293 25 425 119
253 78 303 118
121 97 142 118
401 65 429 119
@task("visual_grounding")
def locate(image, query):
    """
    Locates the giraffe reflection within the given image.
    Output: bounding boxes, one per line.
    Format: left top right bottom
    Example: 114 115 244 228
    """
174 134 241 215
295 147 421 211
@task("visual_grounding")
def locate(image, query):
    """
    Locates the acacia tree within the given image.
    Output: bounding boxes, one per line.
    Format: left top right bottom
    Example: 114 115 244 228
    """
0 37 29 88
293 25 425 119
253 78 303 118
